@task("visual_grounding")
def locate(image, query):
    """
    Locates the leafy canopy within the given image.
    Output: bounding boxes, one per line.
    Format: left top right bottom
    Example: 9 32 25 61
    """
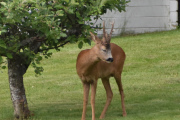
0 0 128 74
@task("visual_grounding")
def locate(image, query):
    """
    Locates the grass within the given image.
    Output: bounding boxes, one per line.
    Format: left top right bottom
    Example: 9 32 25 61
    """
0 30 180 120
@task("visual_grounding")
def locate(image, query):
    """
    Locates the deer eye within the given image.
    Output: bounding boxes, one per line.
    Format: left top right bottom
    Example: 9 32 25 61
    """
102 49 107 52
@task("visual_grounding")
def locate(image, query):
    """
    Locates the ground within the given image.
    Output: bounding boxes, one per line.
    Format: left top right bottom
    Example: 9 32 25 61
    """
0 30 180 120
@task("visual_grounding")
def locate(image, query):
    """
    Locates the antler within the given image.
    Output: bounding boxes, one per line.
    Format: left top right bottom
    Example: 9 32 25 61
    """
102 21 115 43
103 21 107 38
109 21 114 39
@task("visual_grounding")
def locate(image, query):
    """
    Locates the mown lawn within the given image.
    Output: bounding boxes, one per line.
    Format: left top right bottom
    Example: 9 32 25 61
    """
0 30 180 120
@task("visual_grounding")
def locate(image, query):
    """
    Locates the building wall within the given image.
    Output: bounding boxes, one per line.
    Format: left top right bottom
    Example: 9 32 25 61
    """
95 0 178 36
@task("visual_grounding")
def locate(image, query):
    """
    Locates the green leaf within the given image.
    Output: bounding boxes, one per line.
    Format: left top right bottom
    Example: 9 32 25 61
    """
78 41 83 49
6 53 13 59
7 13 14 19
68 8 74 14
54 39 58 43
0 40 6 49
56 10 64 16
54 5 64 9
37 56 42 61
2 66 6 69
0 2 6 6
76 12 81 19
60 32 67 38
70 0 79 5
84 38 91 46
1 29 7 34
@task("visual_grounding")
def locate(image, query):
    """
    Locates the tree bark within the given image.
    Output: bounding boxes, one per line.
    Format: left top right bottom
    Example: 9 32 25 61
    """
8 54 30 119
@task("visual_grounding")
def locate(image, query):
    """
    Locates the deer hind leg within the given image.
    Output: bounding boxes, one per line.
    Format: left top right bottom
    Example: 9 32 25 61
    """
91 81 97 120
100 78 113 119
115 75 127 117
82 82 90 120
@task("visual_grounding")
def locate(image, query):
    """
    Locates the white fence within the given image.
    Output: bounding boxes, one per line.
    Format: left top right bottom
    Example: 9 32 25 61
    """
95 0 178 36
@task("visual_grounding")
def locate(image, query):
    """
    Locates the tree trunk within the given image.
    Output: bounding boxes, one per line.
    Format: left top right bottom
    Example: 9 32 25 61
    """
8 55 30 119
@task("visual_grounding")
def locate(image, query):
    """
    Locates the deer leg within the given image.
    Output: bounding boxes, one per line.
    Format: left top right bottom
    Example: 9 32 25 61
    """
91 81 97 120
115 75 127 117
82 82 90 120
100 78 113 119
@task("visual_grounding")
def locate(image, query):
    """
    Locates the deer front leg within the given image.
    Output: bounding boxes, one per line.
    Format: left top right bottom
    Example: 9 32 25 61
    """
100 78 113 119
82 82 90 120
91 81 97 120
115 75 127 117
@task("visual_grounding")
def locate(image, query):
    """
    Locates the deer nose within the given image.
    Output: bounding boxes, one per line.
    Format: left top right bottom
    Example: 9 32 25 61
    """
106 58 113 63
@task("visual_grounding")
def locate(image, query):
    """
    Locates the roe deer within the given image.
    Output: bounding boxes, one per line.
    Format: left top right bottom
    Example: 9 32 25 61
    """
76 21 126 120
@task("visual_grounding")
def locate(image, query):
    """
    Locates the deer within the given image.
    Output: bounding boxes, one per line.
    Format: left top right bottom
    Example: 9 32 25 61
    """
76 21 127 120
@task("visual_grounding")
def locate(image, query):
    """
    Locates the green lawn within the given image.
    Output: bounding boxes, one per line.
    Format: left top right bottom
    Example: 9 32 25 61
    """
0 30 180 120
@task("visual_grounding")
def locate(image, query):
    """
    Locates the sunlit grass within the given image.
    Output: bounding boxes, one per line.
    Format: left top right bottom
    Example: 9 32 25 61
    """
0 30 180 120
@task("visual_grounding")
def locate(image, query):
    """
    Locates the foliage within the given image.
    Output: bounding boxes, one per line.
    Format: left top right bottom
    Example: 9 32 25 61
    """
0 0 128 74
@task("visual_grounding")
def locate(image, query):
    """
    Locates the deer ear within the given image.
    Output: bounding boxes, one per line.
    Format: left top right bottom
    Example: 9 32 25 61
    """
90 32 98 43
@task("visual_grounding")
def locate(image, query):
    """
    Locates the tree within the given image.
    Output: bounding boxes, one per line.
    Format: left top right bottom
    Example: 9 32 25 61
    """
0 0 128 119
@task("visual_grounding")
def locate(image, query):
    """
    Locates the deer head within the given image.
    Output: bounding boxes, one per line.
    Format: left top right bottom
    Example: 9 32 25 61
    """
90 21 114 63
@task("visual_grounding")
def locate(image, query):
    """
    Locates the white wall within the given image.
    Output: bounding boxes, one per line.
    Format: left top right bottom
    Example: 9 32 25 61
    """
170 0 178 29
95 0 178 36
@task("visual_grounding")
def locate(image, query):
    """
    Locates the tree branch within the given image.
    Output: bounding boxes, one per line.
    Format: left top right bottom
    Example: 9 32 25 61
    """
39 41 70 52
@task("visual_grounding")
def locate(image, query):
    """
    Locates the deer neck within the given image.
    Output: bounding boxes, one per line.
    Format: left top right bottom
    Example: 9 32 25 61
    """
86 46 100 70
79 46 100 75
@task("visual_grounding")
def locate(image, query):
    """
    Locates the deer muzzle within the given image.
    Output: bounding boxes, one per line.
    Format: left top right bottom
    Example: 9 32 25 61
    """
106 58 114 63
